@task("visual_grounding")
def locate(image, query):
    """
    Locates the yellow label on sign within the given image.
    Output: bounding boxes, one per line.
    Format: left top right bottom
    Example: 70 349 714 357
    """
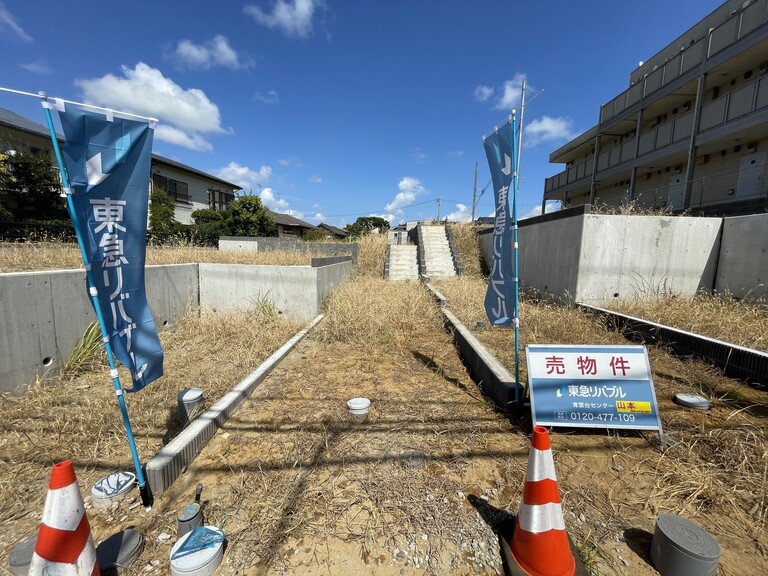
616 401 652 413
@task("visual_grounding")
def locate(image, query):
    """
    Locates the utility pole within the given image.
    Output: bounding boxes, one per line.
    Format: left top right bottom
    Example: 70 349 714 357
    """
471 161 478 223
436 197 441 221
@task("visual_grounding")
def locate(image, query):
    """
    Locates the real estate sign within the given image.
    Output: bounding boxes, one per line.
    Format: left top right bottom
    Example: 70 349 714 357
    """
527 344 662 432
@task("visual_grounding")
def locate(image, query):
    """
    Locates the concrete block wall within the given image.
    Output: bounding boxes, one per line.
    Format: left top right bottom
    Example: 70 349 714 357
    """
0 260 351 394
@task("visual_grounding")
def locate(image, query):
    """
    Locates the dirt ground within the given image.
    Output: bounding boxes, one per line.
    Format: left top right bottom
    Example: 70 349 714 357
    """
1 277 766 576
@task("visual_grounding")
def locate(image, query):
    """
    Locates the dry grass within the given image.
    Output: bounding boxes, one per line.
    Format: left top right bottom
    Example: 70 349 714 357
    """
318 277 443 349
433 277 622 385
433 275 768 574
2 234 767 574
591 200 674 216
350 233 387 278
449 223 485 278
0 304 303 521
165 277 511 574
0 241 312 272
434 232 768 354
609 290 768 352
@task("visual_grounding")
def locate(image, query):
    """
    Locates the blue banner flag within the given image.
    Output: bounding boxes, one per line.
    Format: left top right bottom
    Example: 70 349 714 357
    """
57 104 163 391
482 121 516 326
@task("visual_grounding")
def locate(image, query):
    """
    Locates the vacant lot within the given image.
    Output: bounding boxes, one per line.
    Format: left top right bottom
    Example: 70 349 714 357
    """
1 233 766 575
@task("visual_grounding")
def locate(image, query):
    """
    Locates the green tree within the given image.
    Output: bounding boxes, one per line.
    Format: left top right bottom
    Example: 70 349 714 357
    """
0 151 67 221
148 189 179 241
191 208 232 244
345 216 390 237
301 228 329 242
228 195 277 237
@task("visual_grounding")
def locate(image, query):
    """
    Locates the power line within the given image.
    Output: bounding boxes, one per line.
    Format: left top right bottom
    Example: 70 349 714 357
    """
322 197 438 218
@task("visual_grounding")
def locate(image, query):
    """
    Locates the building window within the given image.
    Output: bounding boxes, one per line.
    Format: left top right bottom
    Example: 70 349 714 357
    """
209 188 235 211
152 173 189 202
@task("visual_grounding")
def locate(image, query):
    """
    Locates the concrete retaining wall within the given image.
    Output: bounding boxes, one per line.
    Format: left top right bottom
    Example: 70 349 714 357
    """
0 264 199 394
199 260 351 320
715 213 768 300
577 214 721 303
219 236 359 263
1 260 351 394
480 211 728 304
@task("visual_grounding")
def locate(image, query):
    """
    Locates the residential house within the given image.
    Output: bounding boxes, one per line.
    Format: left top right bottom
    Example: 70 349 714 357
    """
543 0 768 216
268 210 317 237
317 223 349 240
150 155 240 224
0 106 241 224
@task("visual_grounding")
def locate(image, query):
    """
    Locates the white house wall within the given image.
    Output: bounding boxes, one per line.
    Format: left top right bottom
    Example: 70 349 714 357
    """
152 163 217 225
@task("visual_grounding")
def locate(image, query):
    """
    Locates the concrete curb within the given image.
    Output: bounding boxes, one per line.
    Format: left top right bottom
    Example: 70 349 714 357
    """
145 314 325 497
580 303 768 388
424 282 522 412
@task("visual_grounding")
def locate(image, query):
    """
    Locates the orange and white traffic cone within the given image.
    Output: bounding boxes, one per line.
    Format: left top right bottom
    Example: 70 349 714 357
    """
510 426 576 576
28 461 99 576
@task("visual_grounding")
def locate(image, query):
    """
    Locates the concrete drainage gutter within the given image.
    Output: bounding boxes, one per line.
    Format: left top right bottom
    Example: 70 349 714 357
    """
424 282 522 413
580 304 767 388
145 314 325 497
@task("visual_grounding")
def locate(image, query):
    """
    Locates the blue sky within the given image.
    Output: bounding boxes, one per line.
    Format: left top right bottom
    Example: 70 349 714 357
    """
0 0 723 227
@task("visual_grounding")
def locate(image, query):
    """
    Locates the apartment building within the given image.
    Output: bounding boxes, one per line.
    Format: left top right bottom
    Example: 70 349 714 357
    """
543 0 768 215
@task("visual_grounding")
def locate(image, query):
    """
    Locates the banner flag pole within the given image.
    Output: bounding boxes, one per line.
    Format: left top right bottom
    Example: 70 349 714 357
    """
512 85 524 401
40 93 155 510
482 112 521 405
508 115 520 404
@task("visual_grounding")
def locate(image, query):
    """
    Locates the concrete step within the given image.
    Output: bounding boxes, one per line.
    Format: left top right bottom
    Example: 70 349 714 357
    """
387 244 419 281
389 266 418 273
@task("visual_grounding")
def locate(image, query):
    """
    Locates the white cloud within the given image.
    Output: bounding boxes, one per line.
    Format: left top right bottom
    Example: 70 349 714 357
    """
446 203 472 222
308 174 322 183
309 212 324 223
0 3 32 42
385 176 426 214
448 150 465 158
215 162 271 191
19 60 50 74
254 89 280 104
259 187 303 217
154 125 213 152
174 35 249 69
244 0 319 38
524 115 575 147
494 73 529 110
474 85 493 102
76 63 227 151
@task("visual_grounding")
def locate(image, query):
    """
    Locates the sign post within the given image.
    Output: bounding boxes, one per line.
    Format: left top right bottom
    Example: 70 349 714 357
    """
526 344 663 433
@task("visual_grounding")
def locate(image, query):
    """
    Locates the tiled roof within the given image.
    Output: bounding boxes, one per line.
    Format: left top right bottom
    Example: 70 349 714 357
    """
0 108 59 139
318 223 348 237
268 210 317 229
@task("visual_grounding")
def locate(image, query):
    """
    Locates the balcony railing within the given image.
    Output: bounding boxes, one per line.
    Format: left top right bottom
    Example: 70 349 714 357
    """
600 0 768 124
547 69 768 197
700 74 768 130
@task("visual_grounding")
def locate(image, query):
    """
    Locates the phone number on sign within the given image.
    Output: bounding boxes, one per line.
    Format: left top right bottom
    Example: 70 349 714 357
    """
568 412 636 422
